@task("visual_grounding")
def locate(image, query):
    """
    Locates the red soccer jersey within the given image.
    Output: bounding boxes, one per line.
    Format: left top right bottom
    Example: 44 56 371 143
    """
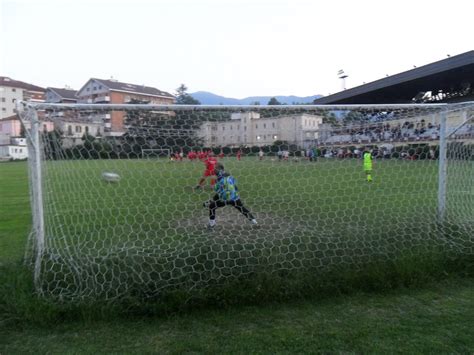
204 156 218 172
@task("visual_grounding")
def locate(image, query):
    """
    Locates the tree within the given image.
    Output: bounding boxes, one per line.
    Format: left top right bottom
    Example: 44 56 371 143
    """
343 110 366 123
322 111 338 125
44 130 64 160
267 97 281 105
123 97 203 153
175 84 201 105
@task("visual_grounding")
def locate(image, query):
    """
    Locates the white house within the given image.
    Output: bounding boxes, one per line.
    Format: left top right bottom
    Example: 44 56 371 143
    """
198 112 323 147
0 136 28 160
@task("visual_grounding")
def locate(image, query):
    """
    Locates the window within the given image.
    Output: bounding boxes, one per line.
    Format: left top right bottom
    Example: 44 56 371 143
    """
19 149 22 153
43 124 47 132
244 126 247 131
272 122 275 128
255 124 258 129
12 98 16 103
222 126 225 131
97 127 100 135
230 125 233 130
12 88 16 92
263 123 266 129
75 126 82 133
85 126 89 134
93 86 97 91
1 98 5 102
86 88 90 92
68 125 72 135
1 108 6 111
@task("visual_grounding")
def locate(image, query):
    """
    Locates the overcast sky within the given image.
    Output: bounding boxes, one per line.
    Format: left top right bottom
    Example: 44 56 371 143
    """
1 0 472 98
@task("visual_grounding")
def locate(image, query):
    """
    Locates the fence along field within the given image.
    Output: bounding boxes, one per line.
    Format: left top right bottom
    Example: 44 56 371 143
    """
19 103 474 302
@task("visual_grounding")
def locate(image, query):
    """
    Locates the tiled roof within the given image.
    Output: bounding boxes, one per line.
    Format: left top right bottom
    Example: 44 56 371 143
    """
48 87 77 100
93 78 175 98
0 76 45 92
0 114 19 121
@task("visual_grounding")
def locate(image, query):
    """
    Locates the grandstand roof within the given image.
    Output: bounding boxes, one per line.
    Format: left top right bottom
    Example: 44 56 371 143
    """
314 51 474 104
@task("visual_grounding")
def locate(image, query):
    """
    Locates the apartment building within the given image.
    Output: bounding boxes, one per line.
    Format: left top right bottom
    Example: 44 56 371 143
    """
44 87 105 146
76 78 175 135
199 112 323 148
0 76 45 119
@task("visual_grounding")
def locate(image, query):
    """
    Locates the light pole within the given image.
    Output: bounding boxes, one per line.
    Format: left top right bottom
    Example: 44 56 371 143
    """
338 69 348 90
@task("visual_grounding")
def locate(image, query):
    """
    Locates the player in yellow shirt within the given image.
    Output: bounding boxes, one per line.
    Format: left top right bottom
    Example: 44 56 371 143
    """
363 148 373 182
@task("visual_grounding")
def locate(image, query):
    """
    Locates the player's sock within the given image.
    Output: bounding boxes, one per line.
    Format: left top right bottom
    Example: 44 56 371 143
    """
251 219 258 225
208 219 216 228
367 174 372 182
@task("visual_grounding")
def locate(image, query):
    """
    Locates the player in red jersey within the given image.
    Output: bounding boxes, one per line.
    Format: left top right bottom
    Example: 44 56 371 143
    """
218 148 225 158
195 151 218 190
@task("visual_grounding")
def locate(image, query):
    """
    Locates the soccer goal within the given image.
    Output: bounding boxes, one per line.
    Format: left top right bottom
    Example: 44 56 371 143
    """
18 102 474 301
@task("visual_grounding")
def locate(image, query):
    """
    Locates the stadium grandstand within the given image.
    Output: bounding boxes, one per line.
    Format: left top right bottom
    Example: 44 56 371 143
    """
313 51 473 147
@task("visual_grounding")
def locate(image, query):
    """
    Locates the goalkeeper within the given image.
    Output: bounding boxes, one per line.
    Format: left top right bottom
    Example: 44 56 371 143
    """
203 163 257 228
363 147 373 182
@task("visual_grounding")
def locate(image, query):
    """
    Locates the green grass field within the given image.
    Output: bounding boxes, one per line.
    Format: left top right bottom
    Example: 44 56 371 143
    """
1 160 473 353
28 156 472 301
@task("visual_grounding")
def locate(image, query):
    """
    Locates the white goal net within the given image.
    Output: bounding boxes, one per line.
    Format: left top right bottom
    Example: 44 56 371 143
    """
141 149 171 159
18 102 474 301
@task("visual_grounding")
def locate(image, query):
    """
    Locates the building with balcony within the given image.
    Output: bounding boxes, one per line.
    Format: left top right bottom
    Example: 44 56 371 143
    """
198 112 323 148
0 76 45 119
76 78 175 135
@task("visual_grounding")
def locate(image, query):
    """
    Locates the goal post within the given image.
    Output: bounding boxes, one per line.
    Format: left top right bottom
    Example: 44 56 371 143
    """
18 101 474 301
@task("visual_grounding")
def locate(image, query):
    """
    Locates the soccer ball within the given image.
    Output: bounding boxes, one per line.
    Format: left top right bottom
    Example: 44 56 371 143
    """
102 172 121 183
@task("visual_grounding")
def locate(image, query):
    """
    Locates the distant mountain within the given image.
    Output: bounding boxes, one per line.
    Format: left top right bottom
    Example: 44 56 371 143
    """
190 91 323 105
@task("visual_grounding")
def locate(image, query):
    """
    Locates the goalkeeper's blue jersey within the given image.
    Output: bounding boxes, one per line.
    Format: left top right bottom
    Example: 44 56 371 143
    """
215 174 240 201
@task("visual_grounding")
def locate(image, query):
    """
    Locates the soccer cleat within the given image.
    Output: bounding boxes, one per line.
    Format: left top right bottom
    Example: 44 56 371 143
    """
207 219 216 229
251 219 259 227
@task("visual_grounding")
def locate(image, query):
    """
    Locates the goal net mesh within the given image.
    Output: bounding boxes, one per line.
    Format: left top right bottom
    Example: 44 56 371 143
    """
20 102 473 301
